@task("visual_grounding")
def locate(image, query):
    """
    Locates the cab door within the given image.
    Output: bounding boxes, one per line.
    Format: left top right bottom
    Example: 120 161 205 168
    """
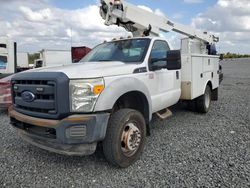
147 40 181 112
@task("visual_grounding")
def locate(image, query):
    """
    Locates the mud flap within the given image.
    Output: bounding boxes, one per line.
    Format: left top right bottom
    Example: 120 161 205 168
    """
211 88 218 101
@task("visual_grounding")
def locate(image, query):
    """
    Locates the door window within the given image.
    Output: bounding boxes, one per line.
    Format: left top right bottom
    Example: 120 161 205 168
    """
149 40 170 70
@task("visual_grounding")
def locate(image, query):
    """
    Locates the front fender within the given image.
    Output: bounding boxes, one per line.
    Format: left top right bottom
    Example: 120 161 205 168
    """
94 77 152 121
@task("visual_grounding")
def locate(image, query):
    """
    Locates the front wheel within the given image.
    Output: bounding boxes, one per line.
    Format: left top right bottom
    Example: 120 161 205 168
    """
196 85 212 113
103 109 146 168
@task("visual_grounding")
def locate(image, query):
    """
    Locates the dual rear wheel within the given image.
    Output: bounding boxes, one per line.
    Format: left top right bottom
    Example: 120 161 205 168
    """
188 85 212 113
196 85 212 113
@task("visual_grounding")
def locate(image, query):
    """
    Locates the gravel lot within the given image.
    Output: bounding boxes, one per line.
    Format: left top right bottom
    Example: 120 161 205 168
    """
0 60 249 187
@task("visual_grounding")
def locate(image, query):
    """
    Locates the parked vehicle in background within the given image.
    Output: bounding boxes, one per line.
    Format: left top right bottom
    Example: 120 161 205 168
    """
71 46 91 63
33 59 43 68
0 36 30 79
0 74 13 109
33 49 72 68
0 36 15 77
29 64 34 69
17 52 29 71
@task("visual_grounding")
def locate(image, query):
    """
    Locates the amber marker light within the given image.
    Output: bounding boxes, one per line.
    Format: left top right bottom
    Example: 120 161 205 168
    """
93 85 104 95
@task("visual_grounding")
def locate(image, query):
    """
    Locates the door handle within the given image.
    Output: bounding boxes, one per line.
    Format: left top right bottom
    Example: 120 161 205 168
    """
176 71 179 80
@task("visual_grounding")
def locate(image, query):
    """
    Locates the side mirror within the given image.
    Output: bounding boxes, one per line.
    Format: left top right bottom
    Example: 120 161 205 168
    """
166 50 181 70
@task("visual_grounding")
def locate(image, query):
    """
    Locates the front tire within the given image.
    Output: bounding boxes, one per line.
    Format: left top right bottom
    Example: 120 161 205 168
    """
103 109 146 168
196 85 212 113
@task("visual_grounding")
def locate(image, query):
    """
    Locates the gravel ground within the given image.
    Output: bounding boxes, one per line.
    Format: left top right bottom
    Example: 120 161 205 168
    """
0 60 249 188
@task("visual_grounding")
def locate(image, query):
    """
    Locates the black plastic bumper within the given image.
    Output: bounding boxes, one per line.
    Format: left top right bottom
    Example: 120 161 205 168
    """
10 109 110 156
16 128 98 156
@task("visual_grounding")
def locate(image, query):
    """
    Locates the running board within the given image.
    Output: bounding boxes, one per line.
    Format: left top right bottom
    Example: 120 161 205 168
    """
156 108 173 120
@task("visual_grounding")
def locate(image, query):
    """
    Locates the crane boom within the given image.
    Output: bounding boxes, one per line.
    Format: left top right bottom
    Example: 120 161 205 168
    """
100 0 219 44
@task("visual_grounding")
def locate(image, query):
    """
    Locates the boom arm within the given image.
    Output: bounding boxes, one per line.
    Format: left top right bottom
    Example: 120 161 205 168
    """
100 0 219 44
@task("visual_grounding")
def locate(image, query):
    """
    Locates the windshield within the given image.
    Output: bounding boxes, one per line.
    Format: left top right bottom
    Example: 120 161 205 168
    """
81 38 150 63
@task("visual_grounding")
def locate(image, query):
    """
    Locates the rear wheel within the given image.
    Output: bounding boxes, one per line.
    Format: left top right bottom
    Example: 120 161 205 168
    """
103 109 146 168
196 85 212 113
186 100 197 112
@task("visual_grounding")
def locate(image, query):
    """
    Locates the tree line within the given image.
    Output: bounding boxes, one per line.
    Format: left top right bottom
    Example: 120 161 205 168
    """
28 53 40 64
221 52 250 59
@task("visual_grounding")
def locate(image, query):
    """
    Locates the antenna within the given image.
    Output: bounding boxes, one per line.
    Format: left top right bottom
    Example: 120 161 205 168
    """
70 27 73 47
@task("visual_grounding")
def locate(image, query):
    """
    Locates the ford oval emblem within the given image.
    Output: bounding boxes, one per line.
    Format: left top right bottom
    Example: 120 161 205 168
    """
21 91 35 102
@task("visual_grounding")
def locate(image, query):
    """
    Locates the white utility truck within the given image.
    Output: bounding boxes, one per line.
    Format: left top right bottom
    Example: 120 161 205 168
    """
0 37 30 78
9 0 220 167
33 49 72 68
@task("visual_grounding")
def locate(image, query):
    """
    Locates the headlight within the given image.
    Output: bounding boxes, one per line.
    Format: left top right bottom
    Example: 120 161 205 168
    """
69 78 104 112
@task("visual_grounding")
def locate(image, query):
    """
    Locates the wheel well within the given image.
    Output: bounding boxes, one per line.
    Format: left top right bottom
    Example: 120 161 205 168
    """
207 81 212 90
112 91 150 124
207 80 218 100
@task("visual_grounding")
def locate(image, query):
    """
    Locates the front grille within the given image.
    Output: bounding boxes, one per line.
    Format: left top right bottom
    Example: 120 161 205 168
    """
12 80 56 114
11 72 70 119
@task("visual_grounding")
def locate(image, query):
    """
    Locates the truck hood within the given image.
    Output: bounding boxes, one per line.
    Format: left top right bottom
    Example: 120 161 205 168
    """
28 61 139 79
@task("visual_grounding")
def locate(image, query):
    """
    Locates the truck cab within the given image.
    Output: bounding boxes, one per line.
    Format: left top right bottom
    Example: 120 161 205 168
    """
9 36 219 167
33 59 43 68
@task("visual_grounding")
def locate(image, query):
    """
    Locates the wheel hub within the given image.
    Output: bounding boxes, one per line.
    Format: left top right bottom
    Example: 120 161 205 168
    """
121 122 141 157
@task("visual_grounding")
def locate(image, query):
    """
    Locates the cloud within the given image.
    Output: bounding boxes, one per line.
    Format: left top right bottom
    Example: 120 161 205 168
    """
0 1 129 52
192 0 250 53
19 6 53 22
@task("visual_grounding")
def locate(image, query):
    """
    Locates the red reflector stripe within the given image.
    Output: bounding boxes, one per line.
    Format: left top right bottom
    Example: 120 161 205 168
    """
0 94 12 103
0 82 10 87
4 96 12 102
0 88 11 95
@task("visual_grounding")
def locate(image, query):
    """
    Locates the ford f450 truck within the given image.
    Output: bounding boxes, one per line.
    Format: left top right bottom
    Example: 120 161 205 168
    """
9 0 220 167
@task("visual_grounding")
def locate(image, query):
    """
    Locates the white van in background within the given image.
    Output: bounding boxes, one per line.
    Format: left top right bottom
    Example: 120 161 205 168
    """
34 49 72 68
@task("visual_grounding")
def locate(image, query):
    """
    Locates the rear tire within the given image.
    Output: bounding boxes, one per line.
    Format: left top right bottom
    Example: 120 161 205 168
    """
187 100 197 112
196 85 212 113
103 109 146 168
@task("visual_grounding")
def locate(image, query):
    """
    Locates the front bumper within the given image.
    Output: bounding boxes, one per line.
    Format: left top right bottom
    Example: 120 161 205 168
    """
9 107 110 156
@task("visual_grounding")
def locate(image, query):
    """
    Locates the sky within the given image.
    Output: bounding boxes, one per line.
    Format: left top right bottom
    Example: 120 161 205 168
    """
0 0 249 54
